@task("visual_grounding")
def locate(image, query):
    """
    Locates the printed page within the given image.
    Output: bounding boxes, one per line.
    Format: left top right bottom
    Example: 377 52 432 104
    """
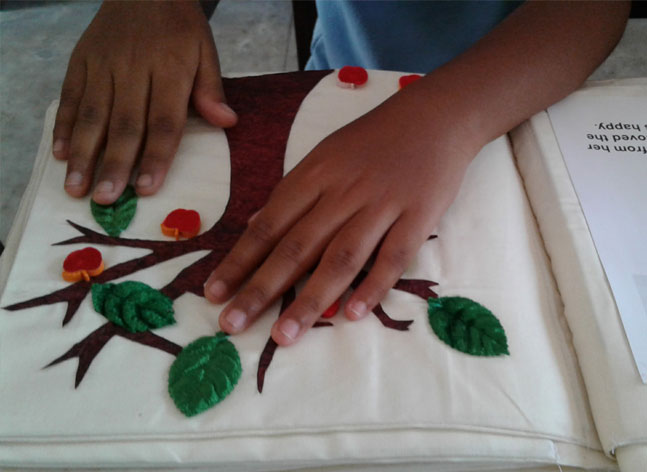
547 95 647 382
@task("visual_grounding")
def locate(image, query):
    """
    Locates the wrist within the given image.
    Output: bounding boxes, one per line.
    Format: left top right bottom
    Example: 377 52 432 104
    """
381 73 488 164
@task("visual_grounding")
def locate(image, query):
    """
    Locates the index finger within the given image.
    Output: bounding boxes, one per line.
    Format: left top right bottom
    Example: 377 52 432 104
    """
53 56 86 160
270 205 397 345
204 174 321 303
136 67 193 196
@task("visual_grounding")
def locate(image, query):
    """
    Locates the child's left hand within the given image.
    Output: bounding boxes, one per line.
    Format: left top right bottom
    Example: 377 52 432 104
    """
204 82 480 346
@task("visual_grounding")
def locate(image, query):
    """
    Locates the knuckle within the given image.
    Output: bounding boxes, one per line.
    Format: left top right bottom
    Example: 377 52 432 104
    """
366 273 392 301
247 218 275 245
98 159 129 176
267 180 287 201
325 247 359 274
53 121 70 137
382 246 411 274
59 86 80 107
77 104 103 127
165 53 194 72
276 238 306 264
243 284 269 310
300 160 326 184
148 115 182 138
269 176 299 200
298 294 321 315
220 253 248 279
140 152 170 169
110 114 143 138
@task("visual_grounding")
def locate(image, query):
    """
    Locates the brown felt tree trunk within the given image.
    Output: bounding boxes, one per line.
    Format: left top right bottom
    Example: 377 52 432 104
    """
5 71 437 392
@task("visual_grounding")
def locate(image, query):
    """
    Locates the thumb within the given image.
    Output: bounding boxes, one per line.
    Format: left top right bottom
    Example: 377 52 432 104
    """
192 39 238 128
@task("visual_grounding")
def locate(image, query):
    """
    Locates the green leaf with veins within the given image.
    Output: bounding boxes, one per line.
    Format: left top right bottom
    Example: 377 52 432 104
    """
168 333 242 417
91 281 174 332
428 296 509 356
90 185 138 236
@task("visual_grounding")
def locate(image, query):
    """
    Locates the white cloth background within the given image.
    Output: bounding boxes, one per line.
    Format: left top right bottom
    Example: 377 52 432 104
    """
0 71 616 470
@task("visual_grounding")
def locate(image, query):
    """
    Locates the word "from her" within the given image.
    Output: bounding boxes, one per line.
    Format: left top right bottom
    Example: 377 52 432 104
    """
587 144 647 154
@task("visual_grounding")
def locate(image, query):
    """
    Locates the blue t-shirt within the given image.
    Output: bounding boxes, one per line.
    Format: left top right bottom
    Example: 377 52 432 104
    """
306 0 523 73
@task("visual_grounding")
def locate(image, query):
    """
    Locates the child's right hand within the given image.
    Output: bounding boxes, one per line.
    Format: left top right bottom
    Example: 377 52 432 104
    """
53 0 237 205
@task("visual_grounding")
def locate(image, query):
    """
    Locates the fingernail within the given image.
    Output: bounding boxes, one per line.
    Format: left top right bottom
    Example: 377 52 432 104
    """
65 171 83 187
53 139 66 154
218 102 237 119
224 309 246 332
278 318 300 341
94 181 114 195
136 173 153 189
208 280 227 300
348 301 368 320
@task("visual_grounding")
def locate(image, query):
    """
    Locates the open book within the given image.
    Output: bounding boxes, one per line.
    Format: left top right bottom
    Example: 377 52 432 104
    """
0 71 645 471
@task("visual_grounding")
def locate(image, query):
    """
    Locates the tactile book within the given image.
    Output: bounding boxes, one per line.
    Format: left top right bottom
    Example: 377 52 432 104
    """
1 71 645 471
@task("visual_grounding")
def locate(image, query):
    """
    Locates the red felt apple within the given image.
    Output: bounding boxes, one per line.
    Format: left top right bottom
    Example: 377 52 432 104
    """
161 209 201 240
62 247 104 282
398 74 422 90
321 297 342 319
337 66 369 89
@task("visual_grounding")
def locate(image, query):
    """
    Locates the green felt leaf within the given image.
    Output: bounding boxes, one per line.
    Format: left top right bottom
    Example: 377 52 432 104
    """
90 185 138 236
91 281 175 332
427 297 509 356
168 333 242 417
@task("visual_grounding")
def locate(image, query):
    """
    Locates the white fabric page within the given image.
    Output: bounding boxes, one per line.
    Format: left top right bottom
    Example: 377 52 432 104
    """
0 71 610 470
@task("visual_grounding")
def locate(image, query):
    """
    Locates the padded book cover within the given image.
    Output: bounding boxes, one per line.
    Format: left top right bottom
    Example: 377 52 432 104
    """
0 71 616 470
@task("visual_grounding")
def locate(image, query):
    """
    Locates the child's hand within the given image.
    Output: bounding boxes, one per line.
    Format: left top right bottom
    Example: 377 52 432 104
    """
204 84 480 346
209 0 628 347
53 0 237 204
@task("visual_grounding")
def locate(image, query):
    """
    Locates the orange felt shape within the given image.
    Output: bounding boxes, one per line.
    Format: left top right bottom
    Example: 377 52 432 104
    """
62 247 105 282
161 209 201 240
337 66 369 88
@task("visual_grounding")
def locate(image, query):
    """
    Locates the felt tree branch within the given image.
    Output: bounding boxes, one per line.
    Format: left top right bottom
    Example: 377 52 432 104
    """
160 248 228 299
5 251 177 325
4 71 335 387
54 220 172 250
4 71 440 396
5 72 330 318
351 269 439 330
257 287 295 393
256 265 439 392
256 287 335 392
46 322 182 388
